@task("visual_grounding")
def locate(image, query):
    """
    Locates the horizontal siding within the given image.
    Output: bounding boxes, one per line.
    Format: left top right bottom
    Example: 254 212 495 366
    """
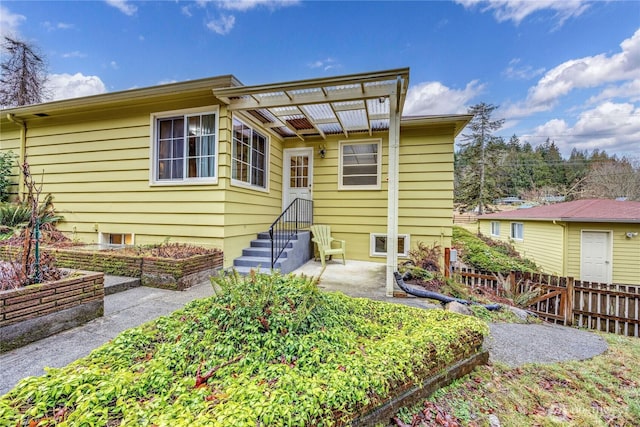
2 97 458 267
284 127 455 262
398 130 454 258
222 114 283 266
0 126 22 199
10 97 228 249
479 219 564 274
567 223 640 285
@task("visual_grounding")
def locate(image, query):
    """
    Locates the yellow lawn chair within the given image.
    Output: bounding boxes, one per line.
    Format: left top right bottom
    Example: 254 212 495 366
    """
310 224 346 270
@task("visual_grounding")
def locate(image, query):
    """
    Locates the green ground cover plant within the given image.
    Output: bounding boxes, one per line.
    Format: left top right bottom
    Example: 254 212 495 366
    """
452 226 538 273
0 271 488 427
395 332 640 426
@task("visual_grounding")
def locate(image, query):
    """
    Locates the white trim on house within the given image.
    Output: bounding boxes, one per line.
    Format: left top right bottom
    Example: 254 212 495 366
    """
490 221 500 237
282 147 314 210
338 139 382 190
230 116 270 193
98 232 135 247
510 222 524 240
370 233 410 257
149 105 220 186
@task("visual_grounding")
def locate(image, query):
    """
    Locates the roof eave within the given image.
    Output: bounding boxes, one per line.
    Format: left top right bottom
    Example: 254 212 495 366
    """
401 114 474 136
480 216 640 223
1 74 241 119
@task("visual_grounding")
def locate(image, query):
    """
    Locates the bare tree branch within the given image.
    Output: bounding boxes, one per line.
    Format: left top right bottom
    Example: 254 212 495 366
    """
0 36 49 107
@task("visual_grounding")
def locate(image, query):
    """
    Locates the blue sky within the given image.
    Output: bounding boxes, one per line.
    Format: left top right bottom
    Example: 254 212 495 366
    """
1 0 639 158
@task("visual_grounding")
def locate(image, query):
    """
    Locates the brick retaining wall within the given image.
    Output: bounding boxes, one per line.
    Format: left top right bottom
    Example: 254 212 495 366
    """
142 252 224 290
51 249 142 277
0 246 224 290
0 271 104 352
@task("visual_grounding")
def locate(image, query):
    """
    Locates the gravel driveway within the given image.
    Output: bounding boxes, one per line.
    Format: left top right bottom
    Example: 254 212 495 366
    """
484 322 609 367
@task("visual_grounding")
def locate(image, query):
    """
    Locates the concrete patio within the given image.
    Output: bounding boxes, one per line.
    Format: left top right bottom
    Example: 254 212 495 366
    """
293 258 437 310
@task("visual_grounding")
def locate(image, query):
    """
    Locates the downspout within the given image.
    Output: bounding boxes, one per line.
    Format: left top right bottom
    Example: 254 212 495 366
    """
553 220 567 276
6 113 26 196
386 78 401 297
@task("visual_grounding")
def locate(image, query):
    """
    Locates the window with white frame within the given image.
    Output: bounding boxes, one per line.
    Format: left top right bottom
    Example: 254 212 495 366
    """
510 222 524 240
490 221 500 236
100 233 134 246
370 233 409 257
154 110 217 183
232 118 268 190
339 140 381 189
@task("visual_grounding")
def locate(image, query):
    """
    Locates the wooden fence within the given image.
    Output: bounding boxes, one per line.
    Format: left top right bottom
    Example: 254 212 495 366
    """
452 213 477 224
452 266 640 337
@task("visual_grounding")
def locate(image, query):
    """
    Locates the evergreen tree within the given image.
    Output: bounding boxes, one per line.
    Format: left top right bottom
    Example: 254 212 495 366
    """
456 103 505 213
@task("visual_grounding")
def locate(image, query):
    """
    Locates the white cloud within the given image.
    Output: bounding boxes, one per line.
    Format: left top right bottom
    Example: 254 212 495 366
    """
207 14 236 35
587 79 640 104
525 101 640 156
110 61 119 70
195 0 298 34
181 5 193 17
456 0 590 26
404 80 485 116
62 51 86 59
503 58 545 80
43 21 74 31
47 73 107 101
0 6 25 39
105 0 137 16
216 0 300 12
504 29 640 118
308 57 339 71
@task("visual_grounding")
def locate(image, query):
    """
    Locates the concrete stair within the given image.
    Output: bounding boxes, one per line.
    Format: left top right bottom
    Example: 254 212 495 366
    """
103 275 141 295
233 231 312 275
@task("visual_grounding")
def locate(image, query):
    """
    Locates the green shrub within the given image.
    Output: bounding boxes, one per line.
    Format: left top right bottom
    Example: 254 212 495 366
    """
452 227 538 273
0 272 488 427
0 151 16 202
0 194 62 232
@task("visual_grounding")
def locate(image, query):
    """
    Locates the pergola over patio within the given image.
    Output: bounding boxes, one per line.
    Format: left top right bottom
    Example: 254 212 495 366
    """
213 68 410 296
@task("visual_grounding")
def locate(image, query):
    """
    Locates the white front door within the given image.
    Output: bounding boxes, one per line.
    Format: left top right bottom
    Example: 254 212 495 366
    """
581 231 612 283
283 148 313 208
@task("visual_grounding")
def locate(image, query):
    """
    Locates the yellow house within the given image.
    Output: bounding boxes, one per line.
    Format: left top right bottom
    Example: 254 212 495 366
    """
478 199 640 285
0 68 471 295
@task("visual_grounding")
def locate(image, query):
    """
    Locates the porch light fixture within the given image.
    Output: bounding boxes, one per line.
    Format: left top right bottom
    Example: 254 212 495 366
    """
318 145 326 158
626 232 638 239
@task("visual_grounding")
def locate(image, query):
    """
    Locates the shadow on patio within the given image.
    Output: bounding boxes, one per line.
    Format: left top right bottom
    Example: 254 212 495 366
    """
292 259 438 310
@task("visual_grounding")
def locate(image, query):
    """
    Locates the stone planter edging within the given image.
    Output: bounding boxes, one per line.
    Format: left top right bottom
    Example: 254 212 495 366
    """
0 271 104 352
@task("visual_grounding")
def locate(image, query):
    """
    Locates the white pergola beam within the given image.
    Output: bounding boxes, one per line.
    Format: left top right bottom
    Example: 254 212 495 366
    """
221 85 395 111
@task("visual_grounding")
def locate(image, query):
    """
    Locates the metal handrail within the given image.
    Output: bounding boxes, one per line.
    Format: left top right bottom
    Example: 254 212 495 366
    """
269 198 313 269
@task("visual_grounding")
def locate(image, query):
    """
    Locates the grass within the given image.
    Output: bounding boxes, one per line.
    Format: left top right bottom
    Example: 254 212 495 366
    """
396 331 640 426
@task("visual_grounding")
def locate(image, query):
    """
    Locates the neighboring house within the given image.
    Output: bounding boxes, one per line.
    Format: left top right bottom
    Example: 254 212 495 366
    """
0 68 471 295
478 199 640 285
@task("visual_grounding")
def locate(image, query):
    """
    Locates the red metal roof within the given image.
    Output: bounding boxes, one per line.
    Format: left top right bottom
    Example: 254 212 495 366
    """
479 199 640 223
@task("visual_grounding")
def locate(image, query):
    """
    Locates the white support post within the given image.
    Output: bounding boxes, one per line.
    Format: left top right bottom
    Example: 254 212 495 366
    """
386 82 401 297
